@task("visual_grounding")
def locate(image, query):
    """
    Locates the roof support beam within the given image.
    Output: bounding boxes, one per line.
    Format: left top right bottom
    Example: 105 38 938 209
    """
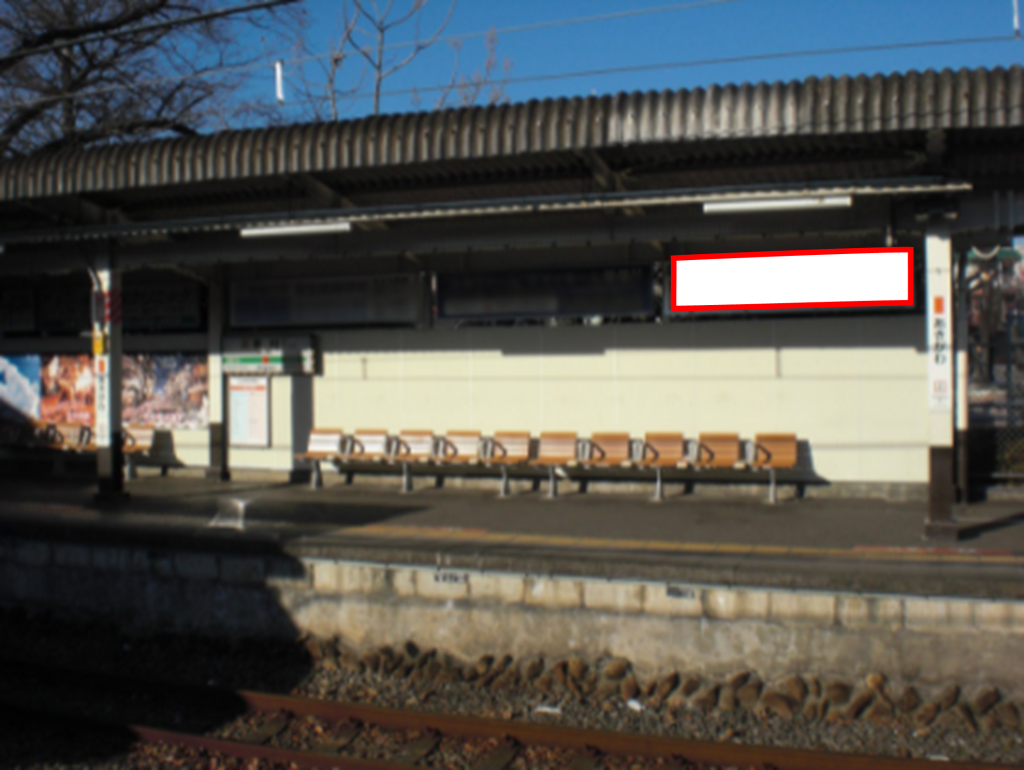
575 150 645 217
288 173 388 232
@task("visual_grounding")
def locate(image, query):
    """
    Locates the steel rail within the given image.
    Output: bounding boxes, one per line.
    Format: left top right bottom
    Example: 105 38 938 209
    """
232 689 1006 770
2 658 1010 770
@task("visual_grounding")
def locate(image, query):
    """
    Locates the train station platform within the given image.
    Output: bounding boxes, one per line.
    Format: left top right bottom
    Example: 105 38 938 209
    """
1 471 1023 599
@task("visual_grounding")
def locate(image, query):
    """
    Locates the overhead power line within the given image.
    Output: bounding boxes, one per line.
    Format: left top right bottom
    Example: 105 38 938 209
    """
291 0 737 66
0 0 737 112
285 34 1021 108
1 14 1019 117
0 0 300 68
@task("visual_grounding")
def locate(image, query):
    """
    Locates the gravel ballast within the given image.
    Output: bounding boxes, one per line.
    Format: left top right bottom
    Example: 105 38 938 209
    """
1 607 1021 768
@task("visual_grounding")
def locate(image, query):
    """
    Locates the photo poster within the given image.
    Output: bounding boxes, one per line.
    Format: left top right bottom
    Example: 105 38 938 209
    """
41 354 94 425
0 355 41 422
123 354 209 429
5 353 209 428
229 376 270 448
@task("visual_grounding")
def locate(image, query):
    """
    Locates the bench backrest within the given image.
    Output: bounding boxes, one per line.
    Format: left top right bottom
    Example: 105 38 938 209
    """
305 428 343 456
643 432 685 464
351 429 390 457
491 431 532 462
57 423 90 447
396 430 435 460
698 432 742 468
589 432 632 463
125 424 156 450
442 431 483 461
537 432 578 463
754 433 798 469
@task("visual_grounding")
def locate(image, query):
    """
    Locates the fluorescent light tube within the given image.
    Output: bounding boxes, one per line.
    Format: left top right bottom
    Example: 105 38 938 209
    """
239 220 352 238
703 195 852 215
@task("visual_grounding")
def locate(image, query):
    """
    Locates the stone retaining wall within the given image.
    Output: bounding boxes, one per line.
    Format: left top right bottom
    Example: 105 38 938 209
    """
2 536 1021 692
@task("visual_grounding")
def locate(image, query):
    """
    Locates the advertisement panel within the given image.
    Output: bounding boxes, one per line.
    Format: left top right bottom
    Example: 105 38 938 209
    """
41 354 94 425
0 355 41 421
123 354 209 428
669 248 915 313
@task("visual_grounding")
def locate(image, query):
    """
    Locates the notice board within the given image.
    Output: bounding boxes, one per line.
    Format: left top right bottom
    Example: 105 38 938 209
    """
229 376 269 447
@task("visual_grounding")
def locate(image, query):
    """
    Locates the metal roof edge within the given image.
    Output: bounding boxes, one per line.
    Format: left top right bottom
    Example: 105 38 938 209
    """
0 65 1021 202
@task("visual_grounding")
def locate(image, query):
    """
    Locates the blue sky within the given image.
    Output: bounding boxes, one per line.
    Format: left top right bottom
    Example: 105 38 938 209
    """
254 0 1024 122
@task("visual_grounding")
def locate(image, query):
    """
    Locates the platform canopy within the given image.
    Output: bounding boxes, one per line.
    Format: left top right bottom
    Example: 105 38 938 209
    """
0 66 1021 260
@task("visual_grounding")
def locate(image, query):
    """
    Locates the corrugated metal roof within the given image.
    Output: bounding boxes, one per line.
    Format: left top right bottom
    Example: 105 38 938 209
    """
1 65 1021 202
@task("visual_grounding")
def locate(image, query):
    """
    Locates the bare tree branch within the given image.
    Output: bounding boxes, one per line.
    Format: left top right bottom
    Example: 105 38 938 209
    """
0 0 304 157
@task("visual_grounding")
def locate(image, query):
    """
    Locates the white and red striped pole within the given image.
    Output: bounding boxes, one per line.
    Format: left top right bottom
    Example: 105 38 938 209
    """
92 245 126 502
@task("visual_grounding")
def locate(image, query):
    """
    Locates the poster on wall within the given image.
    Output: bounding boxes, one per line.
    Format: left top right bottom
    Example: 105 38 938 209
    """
0 355 41 422
123 354 209 429
229 376 269 447
40 354 94 425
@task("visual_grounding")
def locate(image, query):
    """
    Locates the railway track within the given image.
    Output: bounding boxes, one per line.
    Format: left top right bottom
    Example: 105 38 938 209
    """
2 659 1009 770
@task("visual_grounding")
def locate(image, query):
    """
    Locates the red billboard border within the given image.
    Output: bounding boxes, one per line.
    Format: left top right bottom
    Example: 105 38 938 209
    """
669 247 915 312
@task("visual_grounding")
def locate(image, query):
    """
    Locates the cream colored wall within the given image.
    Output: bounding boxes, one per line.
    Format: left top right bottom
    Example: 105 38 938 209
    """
229 376 295 470
168 429 209 467
314 315 928 484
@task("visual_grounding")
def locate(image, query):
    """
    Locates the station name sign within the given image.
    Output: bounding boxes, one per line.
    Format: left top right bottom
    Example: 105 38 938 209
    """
222 335 316 375
670 248 914 312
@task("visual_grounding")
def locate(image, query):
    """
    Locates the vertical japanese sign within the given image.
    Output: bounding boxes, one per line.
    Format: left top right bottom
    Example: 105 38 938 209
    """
95 354 110 446
925 231 953 424
928 295 951 411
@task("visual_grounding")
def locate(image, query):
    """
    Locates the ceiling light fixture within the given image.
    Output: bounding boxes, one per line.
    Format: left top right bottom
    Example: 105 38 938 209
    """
702 195 853 215
239 220 352 238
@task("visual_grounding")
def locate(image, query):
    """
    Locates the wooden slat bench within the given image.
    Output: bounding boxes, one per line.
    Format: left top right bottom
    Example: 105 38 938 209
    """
752 432 799 503
483 431 532 498
580 433 634 468
436 431 484 465
391 430 436 493
696 432 746 470
337 428 391 484
528 431 579 498
433 430 484 489
637 432 690 501
295 428 345 489
578 432 633 494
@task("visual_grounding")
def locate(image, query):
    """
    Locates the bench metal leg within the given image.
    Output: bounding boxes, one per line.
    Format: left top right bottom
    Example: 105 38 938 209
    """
499 466 510 498
345 471 354 485
125 454 138 481
311 460 323 490
400 462 412 494
652 467 664 502
767 467 777 505
547 466 559 499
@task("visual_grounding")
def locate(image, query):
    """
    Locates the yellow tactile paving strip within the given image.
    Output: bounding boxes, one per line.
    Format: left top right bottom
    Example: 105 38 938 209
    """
342 524 1024 565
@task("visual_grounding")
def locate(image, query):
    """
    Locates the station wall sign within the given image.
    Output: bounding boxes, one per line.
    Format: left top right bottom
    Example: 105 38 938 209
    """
222 335 316 376
669 248 915 313
228 376 269 447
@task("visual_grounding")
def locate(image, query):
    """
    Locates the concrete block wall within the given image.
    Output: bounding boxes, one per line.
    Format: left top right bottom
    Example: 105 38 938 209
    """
3 536 1023 692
